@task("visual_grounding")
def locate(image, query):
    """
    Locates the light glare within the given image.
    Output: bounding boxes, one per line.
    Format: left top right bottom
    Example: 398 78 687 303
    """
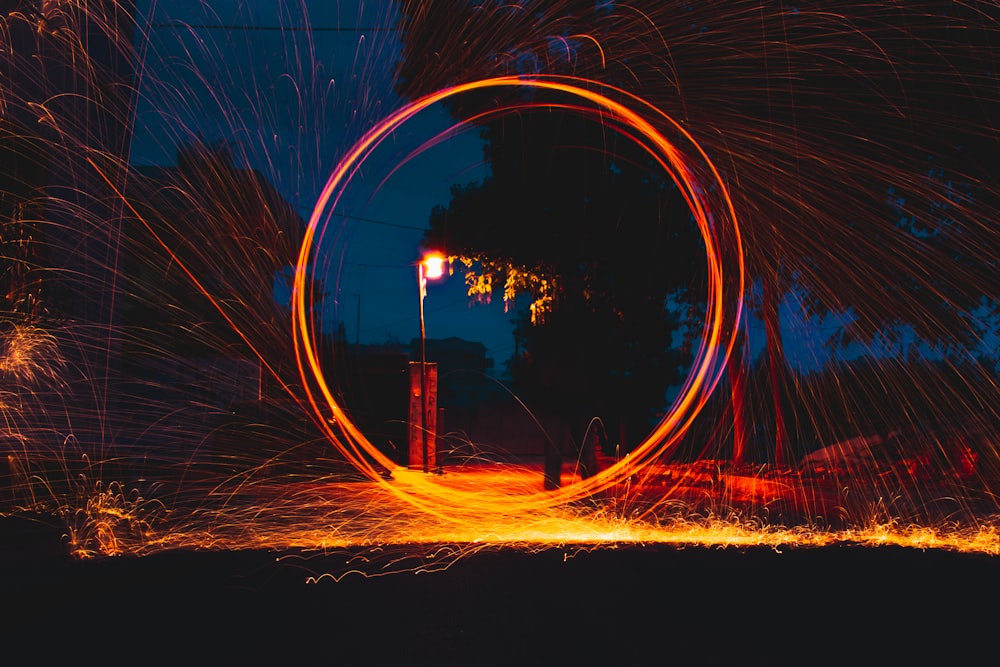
423 253 446 280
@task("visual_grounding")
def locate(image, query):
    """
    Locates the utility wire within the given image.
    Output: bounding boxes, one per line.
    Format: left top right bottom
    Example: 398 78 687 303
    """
297 206 428 232
150 22 400 33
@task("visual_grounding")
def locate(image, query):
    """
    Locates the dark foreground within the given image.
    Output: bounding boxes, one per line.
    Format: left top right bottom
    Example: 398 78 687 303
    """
1 516 997 665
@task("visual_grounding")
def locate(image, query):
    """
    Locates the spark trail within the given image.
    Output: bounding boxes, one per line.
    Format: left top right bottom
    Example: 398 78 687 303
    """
0 1 997 572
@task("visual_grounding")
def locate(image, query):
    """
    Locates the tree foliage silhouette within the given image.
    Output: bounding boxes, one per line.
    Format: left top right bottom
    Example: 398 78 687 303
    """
423 103 706 481
396 0 999 466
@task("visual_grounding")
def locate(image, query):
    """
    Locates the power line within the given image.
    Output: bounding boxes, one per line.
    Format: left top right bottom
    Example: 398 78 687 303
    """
348 262 413 270
297 206 428 232
150 22 400 33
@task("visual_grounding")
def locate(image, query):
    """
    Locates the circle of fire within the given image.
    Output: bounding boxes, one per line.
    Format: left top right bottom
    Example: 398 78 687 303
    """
294 75 744 519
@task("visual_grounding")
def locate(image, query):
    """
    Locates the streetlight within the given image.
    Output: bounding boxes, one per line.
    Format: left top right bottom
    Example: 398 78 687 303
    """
417 251 446 473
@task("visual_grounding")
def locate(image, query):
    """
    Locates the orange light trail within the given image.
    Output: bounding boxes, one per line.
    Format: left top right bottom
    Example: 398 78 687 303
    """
293 75 743 519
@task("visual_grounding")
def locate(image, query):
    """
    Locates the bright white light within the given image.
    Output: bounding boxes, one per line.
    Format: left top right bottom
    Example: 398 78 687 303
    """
422 253 446 280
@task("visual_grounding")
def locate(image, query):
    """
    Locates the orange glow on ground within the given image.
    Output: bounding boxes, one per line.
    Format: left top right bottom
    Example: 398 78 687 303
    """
36 460 997 576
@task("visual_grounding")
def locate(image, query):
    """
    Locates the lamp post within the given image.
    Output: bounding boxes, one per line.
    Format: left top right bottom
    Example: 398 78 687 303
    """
418 252 446 473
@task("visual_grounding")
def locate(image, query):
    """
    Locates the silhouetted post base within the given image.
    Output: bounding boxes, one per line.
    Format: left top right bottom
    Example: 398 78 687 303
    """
408 362 437 471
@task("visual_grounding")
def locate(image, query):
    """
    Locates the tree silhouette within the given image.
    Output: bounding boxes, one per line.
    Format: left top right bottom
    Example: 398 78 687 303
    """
120 139 317 470
422 102 705 485
395 0 1000 467
124 140 305 356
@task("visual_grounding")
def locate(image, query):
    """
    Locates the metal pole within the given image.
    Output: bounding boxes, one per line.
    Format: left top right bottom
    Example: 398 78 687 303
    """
418 263 428 473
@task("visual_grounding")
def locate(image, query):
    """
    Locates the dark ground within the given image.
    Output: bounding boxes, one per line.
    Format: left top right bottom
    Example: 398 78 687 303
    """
1 515 997 666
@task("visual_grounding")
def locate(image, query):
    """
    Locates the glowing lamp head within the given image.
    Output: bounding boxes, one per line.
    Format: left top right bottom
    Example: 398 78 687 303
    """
422 252 446 280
